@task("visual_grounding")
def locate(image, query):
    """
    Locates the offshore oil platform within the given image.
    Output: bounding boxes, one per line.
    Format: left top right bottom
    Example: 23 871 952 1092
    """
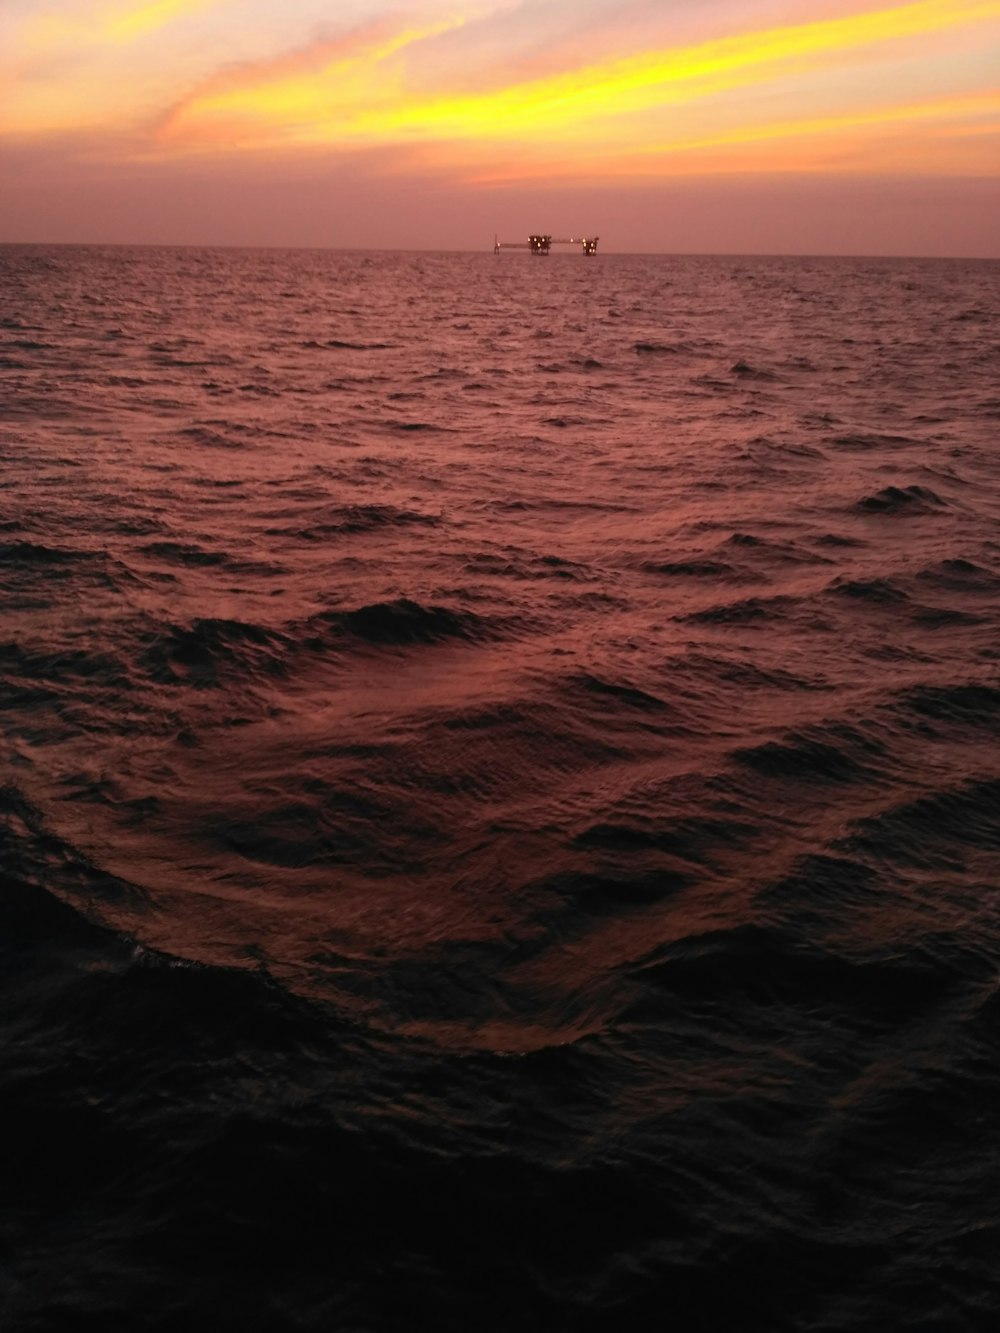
494 233 599 255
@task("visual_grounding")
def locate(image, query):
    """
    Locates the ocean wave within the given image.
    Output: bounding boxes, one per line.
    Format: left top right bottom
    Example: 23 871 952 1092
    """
680 594 795 624
139 540 229 566
1 783 151 915
381 418 453 432
894 680 1000 727
573 812 754 862
841 776 1000 868
733 731 872 782
320 337 394 350
830 431 917 451
465 550 593 581
267 502 440 539
642 558 739 578
0 540 96 566
633 339 694 355
829 576 910 604
565 671 674 715
176 424 251 450
139 617 292 686
0 640 126 686
679 651 830 692
730 359 778 379
915 558 1000 592
627 921 955 1013
306 598 492 646
855 484 948 513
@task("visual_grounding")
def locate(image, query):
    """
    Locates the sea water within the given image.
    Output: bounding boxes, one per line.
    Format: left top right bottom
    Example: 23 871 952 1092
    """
1 245 998 1330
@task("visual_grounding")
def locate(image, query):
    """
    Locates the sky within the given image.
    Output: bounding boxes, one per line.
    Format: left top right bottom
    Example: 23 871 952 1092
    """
1 0 998 254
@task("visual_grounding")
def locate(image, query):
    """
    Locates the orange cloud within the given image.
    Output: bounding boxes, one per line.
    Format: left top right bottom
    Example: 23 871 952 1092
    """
16 0 221 55
2 0 232 135
4 0 998 192
157 8 492 148
156 0 1000 163
456 89 1000 183
366 0 999 138
106 1 222 42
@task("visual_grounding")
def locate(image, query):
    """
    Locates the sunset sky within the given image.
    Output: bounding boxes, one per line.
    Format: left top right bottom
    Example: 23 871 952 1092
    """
1 0 998 253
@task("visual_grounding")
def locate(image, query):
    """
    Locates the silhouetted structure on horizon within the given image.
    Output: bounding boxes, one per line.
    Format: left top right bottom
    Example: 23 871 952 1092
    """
494 233 599 255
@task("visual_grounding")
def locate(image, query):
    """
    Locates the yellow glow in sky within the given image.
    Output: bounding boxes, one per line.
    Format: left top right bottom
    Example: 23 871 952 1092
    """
106 0 216 42
2 0 999 185
347 0 999 138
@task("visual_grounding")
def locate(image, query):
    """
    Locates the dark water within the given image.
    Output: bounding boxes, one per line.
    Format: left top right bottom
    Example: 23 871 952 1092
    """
2 244 999 1330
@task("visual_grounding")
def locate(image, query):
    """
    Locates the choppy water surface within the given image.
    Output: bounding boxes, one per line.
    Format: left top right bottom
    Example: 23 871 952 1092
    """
2 245 999 1330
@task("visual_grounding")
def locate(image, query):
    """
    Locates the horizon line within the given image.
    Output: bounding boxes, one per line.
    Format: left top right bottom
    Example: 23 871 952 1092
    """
1 240 997 262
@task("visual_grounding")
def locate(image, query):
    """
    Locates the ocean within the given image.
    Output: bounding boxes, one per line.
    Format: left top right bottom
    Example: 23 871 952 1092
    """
1 244 998 1331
